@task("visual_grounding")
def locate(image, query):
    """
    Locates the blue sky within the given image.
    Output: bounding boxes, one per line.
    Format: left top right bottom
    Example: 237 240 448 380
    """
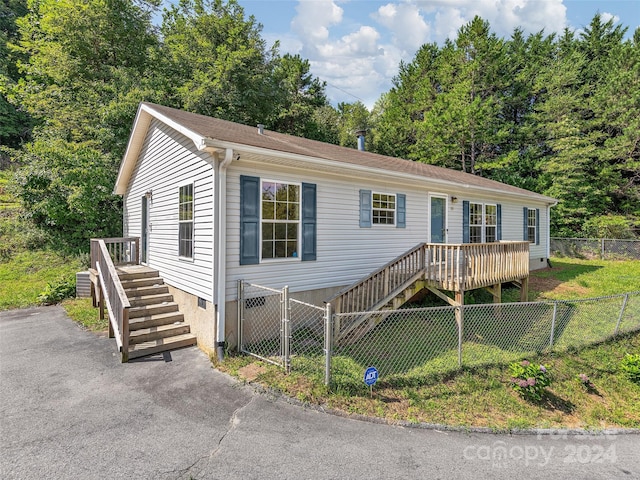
163 1 640 107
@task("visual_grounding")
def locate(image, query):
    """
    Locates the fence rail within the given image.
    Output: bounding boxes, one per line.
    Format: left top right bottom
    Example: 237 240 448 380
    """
237 280 640 389
551 237 640 260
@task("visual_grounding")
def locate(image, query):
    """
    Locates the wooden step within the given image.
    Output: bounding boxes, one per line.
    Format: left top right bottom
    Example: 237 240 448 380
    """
117 267 160 282
128 293 174 308
120 277 165 289
128 333 197 360
128 302 180 319
125 284 170 298
129 311 184 330
129 322 191 345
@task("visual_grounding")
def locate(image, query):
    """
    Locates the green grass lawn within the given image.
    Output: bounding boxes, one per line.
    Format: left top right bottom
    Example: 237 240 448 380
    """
529 257 640 299
0 250 85 310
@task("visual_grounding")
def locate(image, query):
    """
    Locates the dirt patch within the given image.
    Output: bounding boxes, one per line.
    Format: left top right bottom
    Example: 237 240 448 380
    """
237 363 267 382
528 266 592 299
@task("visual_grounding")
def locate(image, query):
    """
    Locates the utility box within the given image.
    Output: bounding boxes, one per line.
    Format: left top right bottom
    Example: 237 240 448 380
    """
76 271 91 298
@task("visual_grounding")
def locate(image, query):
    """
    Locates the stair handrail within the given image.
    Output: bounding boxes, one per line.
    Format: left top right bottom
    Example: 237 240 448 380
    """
326 243 427 313
94 239 131 362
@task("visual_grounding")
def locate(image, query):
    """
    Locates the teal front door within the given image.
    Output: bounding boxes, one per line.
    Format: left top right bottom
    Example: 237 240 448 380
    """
430 197 446 243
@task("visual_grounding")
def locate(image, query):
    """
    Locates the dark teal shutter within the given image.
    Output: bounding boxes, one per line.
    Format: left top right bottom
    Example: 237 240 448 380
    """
396 194 406 228
462 200 470 243
496 204 502 241
301 183 316 261
535 208 540 245
240 175 260 265
523 207 528 241
360 190 371 227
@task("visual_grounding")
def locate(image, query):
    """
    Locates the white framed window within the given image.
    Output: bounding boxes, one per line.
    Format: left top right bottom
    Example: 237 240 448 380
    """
372 192 396 225
178 183 194 258
261 180 300 260
469 202 483 243
469 202 497 243
527 208 537 244
485 204 497 242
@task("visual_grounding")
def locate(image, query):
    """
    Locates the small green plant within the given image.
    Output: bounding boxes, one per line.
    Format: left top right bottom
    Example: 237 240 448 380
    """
509 360 551 401
620 353 640 384
38 276 76 305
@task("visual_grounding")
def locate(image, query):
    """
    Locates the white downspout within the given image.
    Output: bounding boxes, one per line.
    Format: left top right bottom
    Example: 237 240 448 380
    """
546 202 558 265
215 148 235 362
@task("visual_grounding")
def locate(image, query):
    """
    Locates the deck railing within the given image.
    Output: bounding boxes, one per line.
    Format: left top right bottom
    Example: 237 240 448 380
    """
90 237 139 269
424 241 530 292
327 241 530 314
328 243 427 314
91 238 134 362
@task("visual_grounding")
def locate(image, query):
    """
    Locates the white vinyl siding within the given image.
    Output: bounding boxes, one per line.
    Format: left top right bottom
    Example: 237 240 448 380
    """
123 120 215 301
226 163 426 301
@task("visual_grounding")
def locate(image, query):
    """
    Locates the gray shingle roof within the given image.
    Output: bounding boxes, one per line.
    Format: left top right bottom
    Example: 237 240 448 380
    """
143 102 555 203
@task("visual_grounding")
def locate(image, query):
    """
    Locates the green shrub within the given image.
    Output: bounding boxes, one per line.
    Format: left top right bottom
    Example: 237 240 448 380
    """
509 360 551 401
38 276 76 305
620 353 640 384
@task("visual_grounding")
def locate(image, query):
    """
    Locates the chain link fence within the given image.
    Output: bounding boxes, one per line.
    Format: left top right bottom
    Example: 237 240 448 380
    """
237 281 640 390
552 237 640 260
237 281 286 368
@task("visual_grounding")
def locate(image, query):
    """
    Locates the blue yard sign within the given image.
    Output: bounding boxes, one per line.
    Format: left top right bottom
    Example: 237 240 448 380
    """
364 366 379 386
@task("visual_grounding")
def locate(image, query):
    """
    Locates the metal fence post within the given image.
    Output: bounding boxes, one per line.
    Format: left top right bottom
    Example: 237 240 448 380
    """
324 303 333 386
614 293 629 336
549 301 557 348
237 280 244 353
456 305 464 368
282 285 291 373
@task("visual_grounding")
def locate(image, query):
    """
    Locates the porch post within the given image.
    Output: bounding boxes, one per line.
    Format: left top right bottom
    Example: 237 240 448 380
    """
519 277 529 302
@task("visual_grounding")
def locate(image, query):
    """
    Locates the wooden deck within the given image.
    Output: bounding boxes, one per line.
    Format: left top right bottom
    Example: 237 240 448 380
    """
327 241 530 314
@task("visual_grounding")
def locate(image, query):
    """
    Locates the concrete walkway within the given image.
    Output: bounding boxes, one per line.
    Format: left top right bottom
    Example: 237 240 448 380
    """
1 307 637 479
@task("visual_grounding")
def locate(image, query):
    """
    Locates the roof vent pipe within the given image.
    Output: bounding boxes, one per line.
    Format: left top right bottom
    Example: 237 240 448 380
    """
257 124 264 135
356 129 366 151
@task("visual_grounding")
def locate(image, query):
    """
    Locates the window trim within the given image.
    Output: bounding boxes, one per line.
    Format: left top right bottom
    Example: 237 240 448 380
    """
259 178 301 263
178 183 194 260
371 191 397 226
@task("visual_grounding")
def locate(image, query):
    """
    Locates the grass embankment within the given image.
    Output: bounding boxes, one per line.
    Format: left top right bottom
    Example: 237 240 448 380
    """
217 258 640 430
1 170 104 330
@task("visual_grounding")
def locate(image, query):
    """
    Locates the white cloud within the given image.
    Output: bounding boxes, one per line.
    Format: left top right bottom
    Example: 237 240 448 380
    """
374 2 431 51
317 26 382 57
285 0 570 108
291 0 344 45
600 12 620 24
414 0 567 40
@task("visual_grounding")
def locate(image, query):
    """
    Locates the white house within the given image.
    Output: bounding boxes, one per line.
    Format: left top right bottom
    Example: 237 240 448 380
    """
114 102 557 358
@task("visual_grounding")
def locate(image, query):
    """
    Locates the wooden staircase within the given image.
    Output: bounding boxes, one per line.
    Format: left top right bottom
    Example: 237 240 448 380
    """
327 242 531 345
118 266 197 360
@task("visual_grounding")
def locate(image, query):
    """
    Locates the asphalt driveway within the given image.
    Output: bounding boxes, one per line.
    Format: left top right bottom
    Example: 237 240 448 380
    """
1 307 638 479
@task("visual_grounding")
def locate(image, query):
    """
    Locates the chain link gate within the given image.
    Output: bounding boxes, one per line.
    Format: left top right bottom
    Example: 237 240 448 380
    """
238 280 333 383
237 280 288 368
